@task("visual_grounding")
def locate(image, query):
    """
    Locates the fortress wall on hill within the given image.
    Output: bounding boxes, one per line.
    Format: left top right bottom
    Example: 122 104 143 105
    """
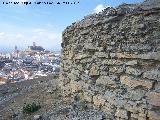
60 1 160 119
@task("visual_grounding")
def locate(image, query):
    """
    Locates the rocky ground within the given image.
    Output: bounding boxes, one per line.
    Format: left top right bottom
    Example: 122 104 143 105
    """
0 74 106 120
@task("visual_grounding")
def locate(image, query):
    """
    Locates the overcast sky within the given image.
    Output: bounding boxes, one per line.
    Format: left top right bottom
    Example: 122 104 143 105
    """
0 0 144 52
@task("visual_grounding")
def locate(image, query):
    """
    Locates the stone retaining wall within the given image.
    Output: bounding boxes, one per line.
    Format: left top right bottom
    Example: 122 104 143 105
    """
60 1 160 119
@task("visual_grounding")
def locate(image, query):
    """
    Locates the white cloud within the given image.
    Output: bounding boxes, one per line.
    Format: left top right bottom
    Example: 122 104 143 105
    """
94 4 106 13
0 32 5 36
31 29 61 47
16 33 24 38
0 28 61 50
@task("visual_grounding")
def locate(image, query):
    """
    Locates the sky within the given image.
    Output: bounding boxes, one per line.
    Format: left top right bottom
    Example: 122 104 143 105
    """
0 0 144 52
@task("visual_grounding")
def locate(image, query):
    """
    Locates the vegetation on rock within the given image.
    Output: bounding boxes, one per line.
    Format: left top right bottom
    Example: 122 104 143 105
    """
23 102 41 114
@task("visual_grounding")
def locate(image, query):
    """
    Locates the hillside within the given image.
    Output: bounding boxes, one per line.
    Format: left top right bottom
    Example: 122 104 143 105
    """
0 74 107 120
0 74 59 119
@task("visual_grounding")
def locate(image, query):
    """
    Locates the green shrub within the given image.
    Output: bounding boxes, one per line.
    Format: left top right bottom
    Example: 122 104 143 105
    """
23 102 41 114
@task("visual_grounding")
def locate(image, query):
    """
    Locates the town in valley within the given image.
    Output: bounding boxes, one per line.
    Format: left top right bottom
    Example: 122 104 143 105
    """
0 42 60 85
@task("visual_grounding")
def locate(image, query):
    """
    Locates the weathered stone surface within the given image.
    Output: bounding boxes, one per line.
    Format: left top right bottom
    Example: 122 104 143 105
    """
146 92 160 106
103 91 121 106
93 95 106 108
84 43 97 51
143 69 160 81
102 59 123 65
80 58 93 63
155 82 160 91
126 66 142 76
121 44 152 52
96 75 117 86
138 111 148 118
138 52 160 61
125 60 138 66
115 108 128 119
142 0 160 9
77 64 83 71
131 113 139 119
109 66 124 74
125 102 148 115
148 110 160 120
120 75 153 89
111 52 137 59
137 117 147 120
68 73 78 81
110 52 160 61
111 97 127 108
89 65 100 76
74 53 89 60
102 102 115 115
94 52 109 58
70 81 83 93
122 89 146 101
80 29 89 35
68 51 74 59
83 92 93 103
